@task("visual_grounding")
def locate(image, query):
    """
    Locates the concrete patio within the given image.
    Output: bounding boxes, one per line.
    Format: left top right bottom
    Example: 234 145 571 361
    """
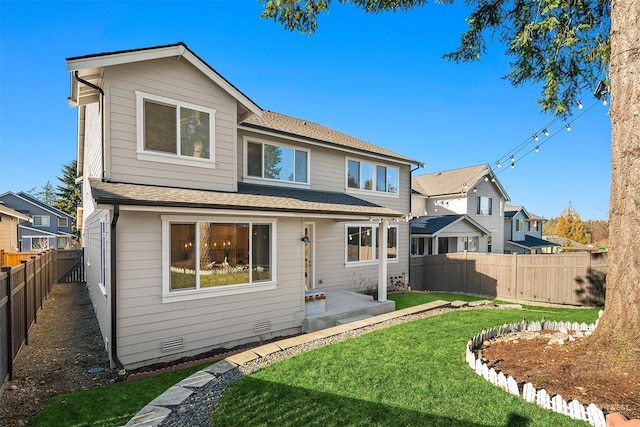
302 290 395 333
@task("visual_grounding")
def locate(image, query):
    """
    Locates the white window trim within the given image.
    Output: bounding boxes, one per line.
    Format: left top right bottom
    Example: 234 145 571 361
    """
33 215 50 227
243 136 311 188
345 222 400 266
345 157 400 197
411 235 428 257
161 215 277 303
135 91 216 169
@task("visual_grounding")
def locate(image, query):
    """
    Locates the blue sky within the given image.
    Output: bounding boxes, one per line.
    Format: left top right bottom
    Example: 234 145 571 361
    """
0 0 611 220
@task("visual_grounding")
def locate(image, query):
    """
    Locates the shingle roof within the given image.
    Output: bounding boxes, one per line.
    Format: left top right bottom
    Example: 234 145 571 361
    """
0 203 30 221
509 235 557 249
412 164 490 197
241 111 423 166
89 179 403 217
410 215 465 235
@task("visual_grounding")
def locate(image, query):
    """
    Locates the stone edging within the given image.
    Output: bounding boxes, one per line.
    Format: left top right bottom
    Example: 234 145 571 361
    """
465 319 626 427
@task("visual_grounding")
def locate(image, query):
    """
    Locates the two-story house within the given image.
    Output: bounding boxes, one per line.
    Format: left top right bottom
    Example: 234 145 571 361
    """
0 192 74 251
66 43 423 369
0 202 31 252
410 164 510 255
503 205 555 254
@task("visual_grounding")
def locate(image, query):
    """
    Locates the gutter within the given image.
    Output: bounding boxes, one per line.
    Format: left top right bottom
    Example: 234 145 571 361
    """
110 204 125 371
73 71 106 181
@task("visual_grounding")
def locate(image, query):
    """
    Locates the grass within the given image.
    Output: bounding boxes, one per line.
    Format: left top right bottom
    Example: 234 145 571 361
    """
27 363 208 427
29 293 599 426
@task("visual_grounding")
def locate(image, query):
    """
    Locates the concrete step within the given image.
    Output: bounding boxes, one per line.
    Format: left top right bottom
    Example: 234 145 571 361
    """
336 314 374 325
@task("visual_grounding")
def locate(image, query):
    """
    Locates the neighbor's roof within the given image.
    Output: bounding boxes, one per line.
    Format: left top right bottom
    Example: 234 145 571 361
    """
505 204 546 221
89 179 403 218
240 111 423 166
411 214 490 236
509 235 557 249
412 164 509 200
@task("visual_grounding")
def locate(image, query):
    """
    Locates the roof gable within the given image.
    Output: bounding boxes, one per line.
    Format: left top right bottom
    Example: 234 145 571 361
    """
412 164 510 200
66 42 262 120
411 214 490 236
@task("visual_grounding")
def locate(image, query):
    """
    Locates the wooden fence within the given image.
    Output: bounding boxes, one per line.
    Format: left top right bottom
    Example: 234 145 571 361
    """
410 252 607 306
0 250 58 395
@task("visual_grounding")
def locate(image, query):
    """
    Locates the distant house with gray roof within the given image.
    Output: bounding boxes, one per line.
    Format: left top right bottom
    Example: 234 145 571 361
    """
410 164 510 255
67 43 423 369
503 205 556 254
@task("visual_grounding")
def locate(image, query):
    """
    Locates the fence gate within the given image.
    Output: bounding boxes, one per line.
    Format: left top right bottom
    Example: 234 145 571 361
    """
56 249 85 283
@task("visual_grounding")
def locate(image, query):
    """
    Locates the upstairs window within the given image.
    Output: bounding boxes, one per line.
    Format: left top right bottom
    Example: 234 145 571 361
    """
516 219 524 232
136 91 215 167
529 220 539 232
58 217 69 227
33 215 50 227
246 140 308 184
476 196 493 215
347 159 398 194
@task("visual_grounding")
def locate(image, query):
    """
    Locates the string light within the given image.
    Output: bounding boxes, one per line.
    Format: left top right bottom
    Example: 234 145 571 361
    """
511 162 515 169
577 100 583 109
543 129 550 136
535 145 539 152
510 155 515 162
603 96 608 106
496 161 501 168
565 123 571 131
533 133 539 141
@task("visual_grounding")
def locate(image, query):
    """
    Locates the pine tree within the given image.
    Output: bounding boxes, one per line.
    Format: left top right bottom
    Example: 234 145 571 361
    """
554 202 588 245
54 160 81 241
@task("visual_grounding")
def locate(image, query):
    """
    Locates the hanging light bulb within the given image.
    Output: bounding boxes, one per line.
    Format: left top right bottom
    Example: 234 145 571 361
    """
577 100 583 109
496 161 501 168
543 129 550 136
510 155 515 162
473 187 477 193
511 162 515 169
535 145 540 152
484 176 489 181
566 123 572 131
603 96 608 106
533 133 539 141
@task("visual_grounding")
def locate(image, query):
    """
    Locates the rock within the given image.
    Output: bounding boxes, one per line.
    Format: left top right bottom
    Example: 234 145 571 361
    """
548 332 570 345
559 326 568 334
179 406 188 414
9 385 18 391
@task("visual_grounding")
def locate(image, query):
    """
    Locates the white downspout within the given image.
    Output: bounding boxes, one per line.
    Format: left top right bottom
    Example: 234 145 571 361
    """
378 220 388 302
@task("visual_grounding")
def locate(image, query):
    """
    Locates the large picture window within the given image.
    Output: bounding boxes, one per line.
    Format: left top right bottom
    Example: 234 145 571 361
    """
346 224 399 264
347 159 398 194
136 91 215 166
165 218 274 298
246 141 308 184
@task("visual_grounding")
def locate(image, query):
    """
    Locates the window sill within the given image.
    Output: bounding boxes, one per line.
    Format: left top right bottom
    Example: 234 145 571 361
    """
346 259 399 267
136 151 216 169
162 281 277 303
243 176 310 189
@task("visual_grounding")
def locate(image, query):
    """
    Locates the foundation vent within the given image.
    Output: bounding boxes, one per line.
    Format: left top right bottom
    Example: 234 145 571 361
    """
254 321 271 333
161 337 184 353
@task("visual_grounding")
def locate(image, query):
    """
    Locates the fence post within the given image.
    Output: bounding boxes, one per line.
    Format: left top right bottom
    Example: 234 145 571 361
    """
20 260 29 345
511 253 518 299
2 266 13 381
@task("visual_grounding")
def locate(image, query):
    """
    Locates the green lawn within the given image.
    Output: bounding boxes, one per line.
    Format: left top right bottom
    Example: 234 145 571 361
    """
28 293 598 426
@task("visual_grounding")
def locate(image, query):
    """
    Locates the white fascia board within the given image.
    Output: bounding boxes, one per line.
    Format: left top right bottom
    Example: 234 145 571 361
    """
66 45 185 71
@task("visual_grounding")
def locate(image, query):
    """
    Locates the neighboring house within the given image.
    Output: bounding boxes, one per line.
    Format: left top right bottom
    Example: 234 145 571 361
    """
66 43 423 369
0 202 31 252
410 164 510 255
503 205 556 254
0 192 74 251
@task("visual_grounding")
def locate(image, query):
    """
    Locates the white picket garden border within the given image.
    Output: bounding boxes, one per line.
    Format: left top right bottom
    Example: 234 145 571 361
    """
466 320 607 427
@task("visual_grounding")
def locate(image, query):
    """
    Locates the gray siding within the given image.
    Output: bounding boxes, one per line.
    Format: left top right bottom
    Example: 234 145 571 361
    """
103 58 237 192
114 210 304 368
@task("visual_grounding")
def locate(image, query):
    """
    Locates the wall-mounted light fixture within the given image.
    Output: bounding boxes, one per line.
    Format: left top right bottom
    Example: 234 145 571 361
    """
301 236 310 243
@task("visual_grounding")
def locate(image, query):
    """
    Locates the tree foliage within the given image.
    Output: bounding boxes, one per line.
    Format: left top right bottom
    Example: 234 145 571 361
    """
260 0 610 116
554 201 588 244
54 160 81 240
27 181 57 205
